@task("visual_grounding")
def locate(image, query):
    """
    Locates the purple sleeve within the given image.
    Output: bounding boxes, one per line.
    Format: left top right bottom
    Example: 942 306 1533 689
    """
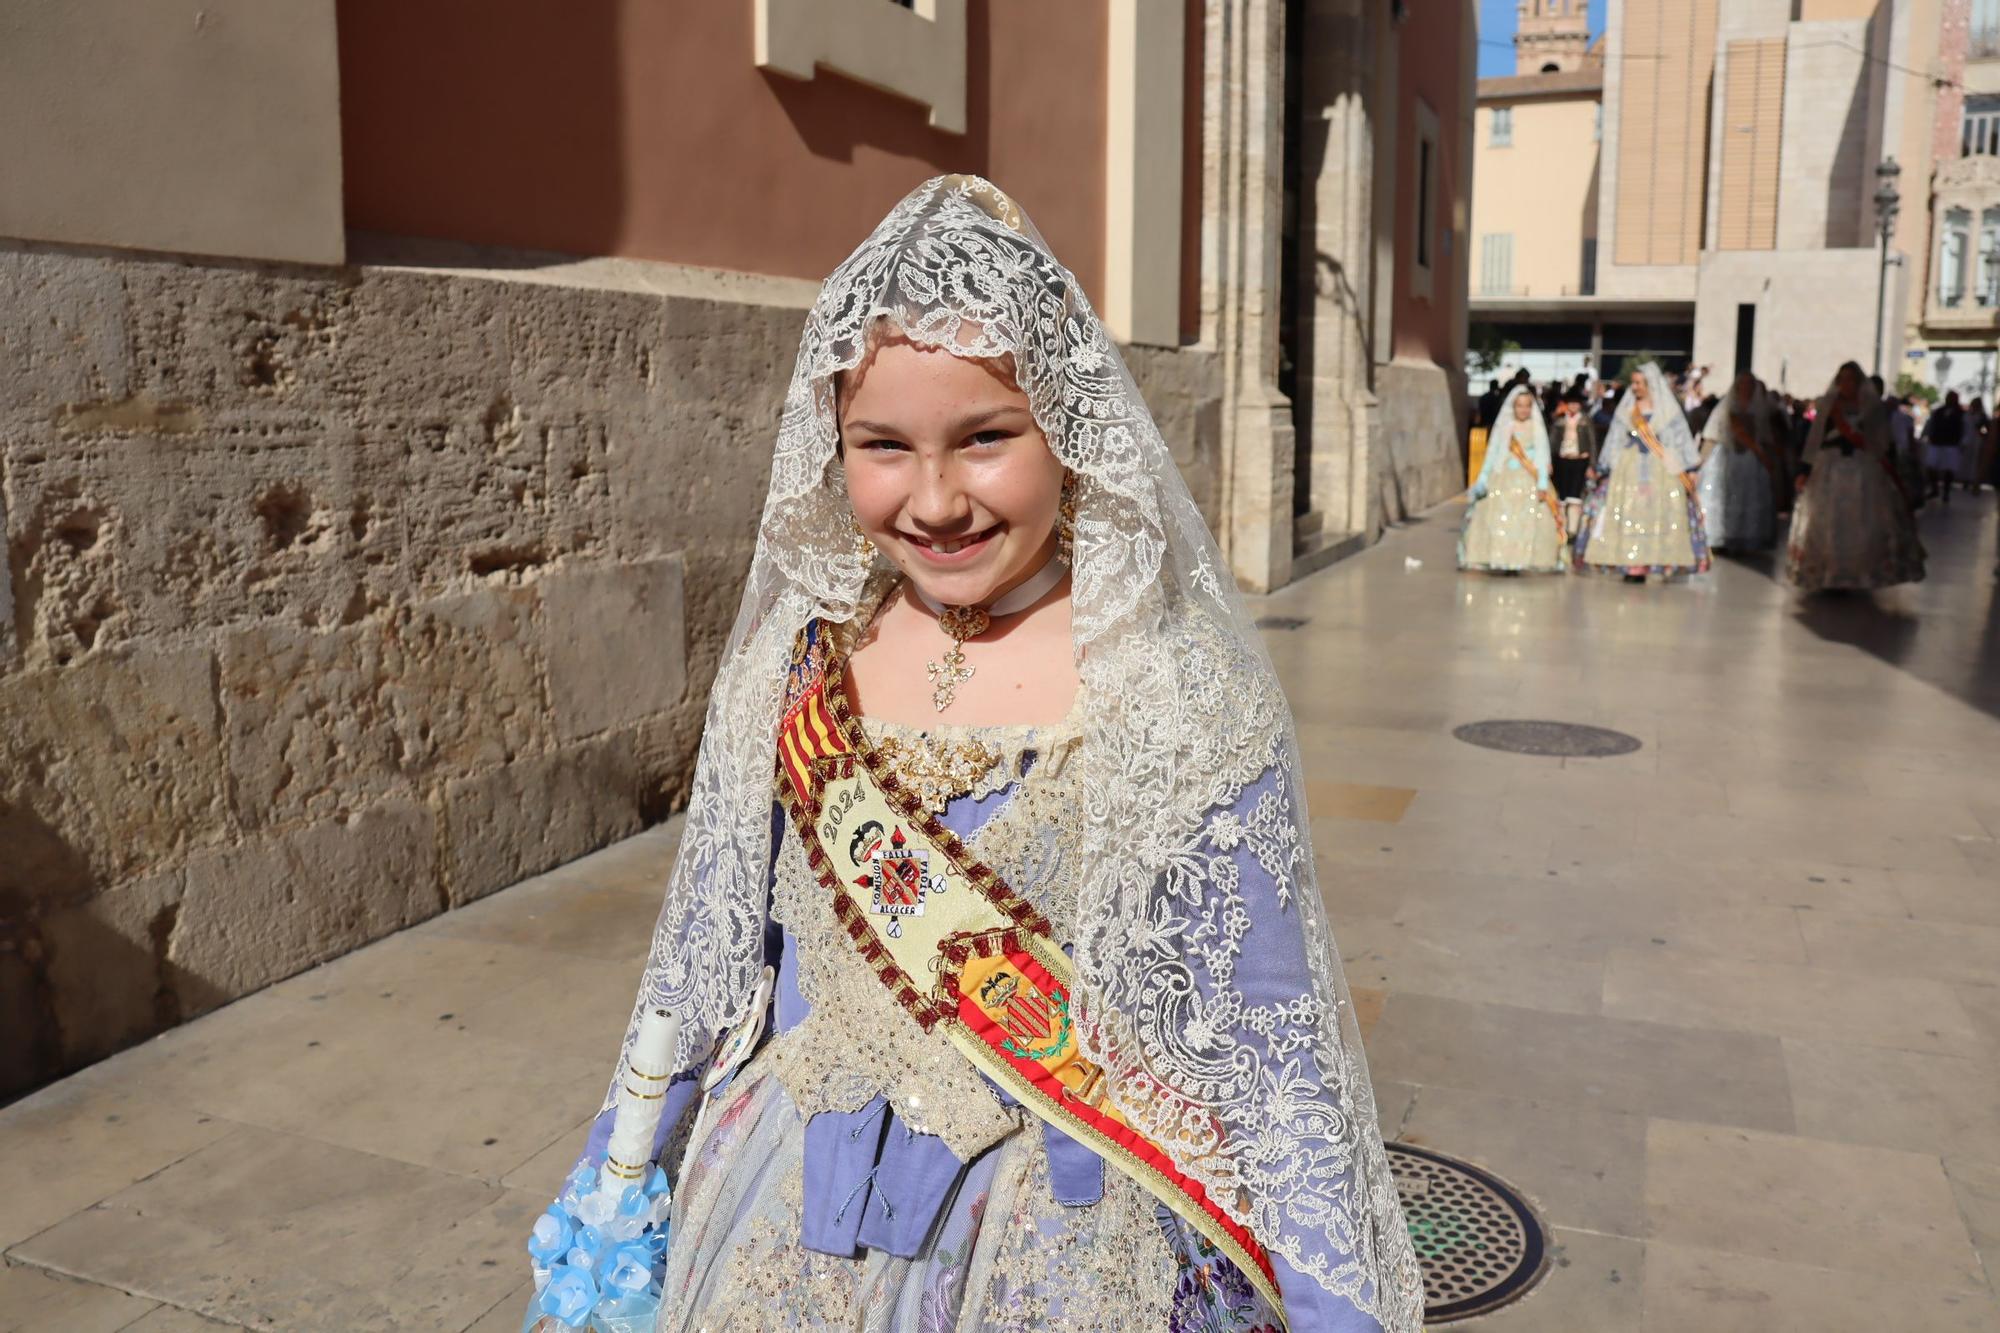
1271 1250 1389 1332
1221 767 1397 1330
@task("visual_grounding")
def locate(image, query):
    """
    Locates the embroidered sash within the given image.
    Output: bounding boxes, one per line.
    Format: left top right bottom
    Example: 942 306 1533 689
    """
1631 414 1697 496
1507 436 1565 537
773 623 1288 1324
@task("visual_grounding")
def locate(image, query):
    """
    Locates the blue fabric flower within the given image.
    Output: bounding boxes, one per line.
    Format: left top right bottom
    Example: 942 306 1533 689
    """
643 1166 672 1198
603 1241 656 1297
574 1186 620 1230
527 1208 575 1265
536 1265 599 1328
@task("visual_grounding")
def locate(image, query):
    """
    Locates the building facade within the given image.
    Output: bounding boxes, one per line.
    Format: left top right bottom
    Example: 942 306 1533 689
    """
0 0 1472 1097
1471 68 1602 303
1470 5 1699 383
1275 0 1477 582
1472 0 1958 398
1906 0 2000 401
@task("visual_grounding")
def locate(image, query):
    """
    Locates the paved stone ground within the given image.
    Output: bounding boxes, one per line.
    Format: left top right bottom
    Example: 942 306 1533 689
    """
5 496 1999 1331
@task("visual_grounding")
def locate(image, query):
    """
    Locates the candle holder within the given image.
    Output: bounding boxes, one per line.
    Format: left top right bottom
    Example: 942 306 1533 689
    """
523 1008 681 1332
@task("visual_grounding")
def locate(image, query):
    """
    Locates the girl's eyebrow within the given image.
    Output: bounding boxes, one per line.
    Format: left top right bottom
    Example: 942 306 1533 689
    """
842 405 1030 438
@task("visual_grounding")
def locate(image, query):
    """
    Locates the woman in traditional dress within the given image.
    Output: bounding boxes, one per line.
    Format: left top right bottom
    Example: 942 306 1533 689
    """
1787 361 1926 593
1573 362 1711 581
1460 385 1566 573
527 178 1422 1332
1695 371 1782 554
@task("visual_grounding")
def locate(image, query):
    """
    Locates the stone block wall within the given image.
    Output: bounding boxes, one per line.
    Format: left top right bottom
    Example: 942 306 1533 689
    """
0 244 797 1098
0 242 1225 1099
1373 359 1469 529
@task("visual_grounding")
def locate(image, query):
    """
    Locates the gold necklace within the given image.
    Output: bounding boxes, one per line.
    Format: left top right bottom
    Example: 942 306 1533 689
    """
910 553 1069 713
925 605 991 712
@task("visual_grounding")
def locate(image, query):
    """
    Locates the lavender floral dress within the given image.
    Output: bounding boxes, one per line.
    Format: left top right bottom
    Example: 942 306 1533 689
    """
645 712 1302 1330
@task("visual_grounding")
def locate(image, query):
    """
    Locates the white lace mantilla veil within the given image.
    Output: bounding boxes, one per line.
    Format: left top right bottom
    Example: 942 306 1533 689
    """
1604 361 1699 472
1477 385 1551 489
1803 374 1891 460
1704 380 1769 445
603 174 1423 1327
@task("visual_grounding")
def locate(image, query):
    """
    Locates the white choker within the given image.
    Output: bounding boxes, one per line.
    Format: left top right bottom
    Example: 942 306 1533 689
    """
909 551 1069 620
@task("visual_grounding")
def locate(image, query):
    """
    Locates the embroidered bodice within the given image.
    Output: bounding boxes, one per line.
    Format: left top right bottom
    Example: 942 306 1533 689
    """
765 691 1092 1160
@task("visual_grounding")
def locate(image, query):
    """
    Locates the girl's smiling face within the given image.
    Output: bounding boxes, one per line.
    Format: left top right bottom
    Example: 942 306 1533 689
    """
839 333 1066 609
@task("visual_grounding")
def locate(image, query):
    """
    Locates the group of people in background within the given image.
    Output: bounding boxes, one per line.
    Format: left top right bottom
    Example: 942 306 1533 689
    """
1459 358 1980 591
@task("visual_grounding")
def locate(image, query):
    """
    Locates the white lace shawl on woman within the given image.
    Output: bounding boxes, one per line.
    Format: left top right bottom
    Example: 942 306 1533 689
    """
1700 381 1776 457
599 175 1423 1326
1474 385 1553 493
1600 362 1700 472
1802 380 1892 461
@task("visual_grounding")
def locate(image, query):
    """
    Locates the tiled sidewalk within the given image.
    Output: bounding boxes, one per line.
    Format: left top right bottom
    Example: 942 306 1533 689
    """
0 829 678 1331
5 496 1999 1330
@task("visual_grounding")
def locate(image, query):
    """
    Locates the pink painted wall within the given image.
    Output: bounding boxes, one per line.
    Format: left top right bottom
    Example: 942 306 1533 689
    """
338 1 1111 300
1391 2 1472 366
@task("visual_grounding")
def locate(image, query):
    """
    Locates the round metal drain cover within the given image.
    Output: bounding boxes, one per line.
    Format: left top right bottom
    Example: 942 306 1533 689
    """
1388 1141 1551 1322
1452 719 1642 758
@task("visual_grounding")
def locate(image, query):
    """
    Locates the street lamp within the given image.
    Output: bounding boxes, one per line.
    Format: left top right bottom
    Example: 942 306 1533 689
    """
1873 157 1902 378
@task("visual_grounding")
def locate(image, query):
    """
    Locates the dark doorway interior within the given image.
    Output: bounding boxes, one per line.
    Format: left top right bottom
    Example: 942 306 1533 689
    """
1278 0 1308 517
1734 303 1756 376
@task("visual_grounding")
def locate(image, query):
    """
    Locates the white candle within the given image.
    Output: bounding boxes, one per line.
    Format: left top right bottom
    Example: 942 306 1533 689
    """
599 1006 680 1191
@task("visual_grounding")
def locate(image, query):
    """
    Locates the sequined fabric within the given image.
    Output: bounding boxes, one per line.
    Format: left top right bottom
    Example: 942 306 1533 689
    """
1698 446 1779 552
1459 467 1566 572
1786 452 1926 591
1576 449 1711 576
656 1072 1180 1331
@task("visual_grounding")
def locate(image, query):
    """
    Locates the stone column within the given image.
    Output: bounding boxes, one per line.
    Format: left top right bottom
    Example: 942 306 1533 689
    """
1296 0 1383 546
1204 0 1295 593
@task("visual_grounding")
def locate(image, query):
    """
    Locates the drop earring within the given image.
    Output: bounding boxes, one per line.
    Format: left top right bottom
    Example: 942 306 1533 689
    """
851 515 875 562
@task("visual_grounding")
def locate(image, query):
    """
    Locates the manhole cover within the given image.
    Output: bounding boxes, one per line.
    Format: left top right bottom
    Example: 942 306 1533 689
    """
1452 719 1642 758
1388 1141 1551 1322
1255 614 1310 631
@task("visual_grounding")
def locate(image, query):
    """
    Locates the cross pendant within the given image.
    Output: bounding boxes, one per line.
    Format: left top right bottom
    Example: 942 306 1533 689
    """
926 645 974 712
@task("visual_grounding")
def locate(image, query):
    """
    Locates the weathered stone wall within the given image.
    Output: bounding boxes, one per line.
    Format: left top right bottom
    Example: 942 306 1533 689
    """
1373 358 1468 528
0 241 1223 1098
0 244 798 1097
1125 342 1226 534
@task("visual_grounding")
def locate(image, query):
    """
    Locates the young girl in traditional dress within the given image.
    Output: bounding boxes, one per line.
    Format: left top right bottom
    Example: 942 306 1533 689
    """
528 177 1422 1332
1787 361 1927 593
1460 385 1566 573
1573 362 1711 582
1696 371 1782 555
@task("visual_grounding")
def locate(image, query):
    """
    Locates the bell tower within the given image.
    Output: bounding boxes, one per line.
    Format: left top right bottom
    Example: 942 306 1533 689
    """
1516 0 1590 75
